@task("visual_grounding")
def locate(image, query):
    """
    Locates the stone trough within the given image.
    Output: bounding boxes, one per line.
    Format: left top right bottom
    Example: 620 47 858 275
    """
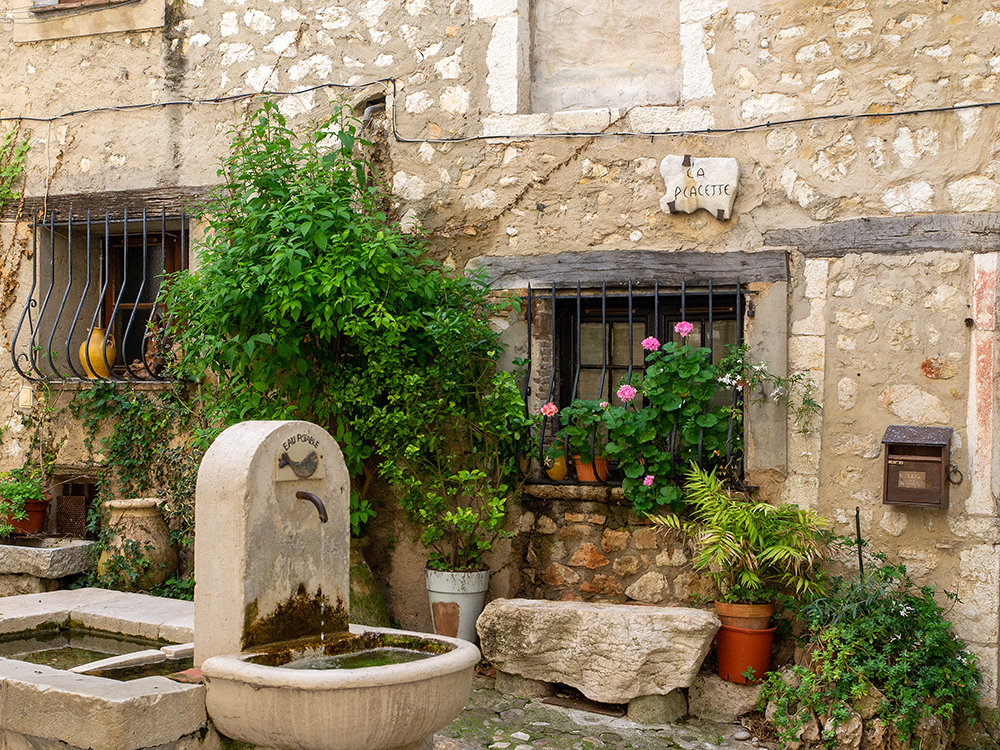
477 598 719 719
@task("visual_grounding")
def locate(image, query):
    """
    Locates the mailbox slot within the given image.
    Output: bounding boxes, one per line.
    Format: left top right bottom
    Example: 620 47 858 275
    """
881 425 953 509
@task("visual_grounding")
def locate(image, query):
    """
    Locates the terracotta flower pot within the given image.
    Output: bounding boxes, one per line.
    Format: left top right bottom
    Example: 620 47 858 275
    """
716 624 776 684
715 600 775 630
572 455 610 482
6 499 49 535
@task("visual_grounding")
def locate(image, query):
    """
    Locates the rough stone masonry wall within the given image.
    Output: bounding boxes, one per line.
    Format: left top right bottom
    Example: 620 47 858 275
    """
4 0 1000 706
517 497 715 606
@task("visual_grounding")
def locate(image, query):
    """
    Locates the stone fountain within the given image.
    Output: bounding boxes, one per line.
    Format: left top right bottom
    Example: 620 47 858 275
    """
194 421 479 750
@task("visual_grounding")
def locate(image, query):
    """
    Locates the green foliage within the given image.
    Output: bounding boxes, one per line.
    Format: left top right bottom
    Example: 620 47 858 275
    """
552 399 607 465
149 574 195 601
0 124 29 206
602 335 737 513
760 555 982 748
719 343 821 434
650 463 831 603
162 101 518 538
378 362 527 571
0 472 45 537
70 381 202 590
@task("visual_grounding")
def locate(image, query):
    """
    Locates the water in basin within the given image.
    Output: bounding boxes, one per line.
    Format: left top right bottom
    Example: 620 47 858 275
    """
87 656 195 681
285 648 432 670
0 628 164 669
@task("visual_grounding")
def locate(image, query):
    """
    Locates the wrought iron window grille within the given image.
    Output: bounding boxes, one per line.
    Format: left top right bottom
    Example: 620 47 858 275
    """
519 280 747 484
11 206 188 383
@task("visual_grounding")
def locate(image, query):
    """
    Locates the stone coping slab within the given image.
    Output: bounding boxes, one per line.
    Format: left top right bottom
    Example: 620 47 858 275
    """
0 539 94 578
0 658 206 750
0 588 194 641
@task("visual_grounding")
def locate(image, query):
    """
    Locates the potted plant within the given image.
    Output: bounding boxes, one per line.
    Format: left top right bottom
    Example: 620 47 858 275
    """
553 398 610 481
380 368 525 643
651 463 831 684
0 471 49 536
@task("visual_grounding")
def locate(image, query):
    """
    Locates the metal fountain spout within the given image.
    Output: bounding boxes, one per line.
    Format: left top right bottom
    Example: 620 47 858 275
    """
295 491 328 523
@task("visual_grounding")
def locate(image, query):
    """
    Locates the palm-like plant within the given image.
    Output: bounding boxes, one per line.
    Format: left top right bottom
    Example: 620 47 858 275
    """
650 463 832 603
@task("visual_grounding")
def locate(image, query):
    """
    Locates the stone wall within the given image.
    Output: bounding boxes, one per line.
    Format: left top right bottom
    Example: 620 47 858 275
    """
518 493 715 606
4 0 1000 707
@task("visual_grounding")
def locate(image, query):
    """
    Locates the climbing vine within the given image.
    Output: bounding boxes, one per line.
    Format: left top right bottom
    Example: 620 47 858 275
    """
0 124 29 207
70 381 207 595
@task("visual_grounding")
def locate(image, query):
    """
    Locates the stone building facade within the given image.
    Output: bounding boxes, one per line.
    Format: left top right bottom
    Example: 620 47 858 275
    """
3 0 1000 705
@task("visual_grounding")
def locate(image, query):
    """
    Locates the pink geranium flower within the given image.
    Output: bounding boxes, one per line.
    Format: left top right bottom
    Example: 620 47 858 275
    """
541 402 558 417
641 336 660 352
674 321 694 338
617 384 637 403
643 474 655 487
599 401 609 409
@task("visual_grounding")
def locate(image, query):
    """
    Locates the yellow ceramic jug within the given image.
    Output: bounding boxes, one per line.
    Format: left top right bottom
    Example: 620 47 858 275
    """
79 327 116 379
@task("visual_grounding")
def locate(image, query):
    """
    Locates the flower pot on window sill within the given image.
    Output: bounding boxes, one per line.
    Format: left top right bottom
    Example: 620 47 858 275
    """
572 455 610 483
544 453 568 481
79 328 117 379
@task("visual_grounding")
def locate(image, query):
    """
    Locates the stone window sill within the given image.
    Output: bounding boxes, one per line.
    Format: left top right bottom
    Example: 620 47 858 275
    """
31 0 133 13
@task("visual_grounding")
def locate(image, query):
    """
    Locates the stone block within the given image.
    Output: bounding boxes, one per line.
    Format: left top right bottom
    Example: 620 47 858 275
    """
627 690 687 724
0 540 94 579
0 659 205 750
495 670 555 698
0 575 59 597
74 592 195 642
477 599 718 703
0 588 121 635
687 672 761 722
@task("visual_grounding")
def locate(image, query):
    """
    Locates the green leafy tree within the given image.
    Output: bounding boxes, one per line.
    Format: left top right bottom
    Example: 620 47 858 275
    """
163 101 513 534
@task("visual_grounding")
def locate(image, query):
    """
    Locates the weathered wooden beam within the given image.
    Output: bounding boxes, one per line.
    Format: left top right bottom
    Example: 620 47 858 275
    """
466 249 788 289
0 186 215 222
764 213 1000 257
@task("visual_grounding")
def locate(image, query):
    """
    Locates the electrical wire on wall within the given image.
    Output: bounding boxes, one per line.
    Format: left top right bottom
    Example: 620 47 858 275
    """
2 77 1000 146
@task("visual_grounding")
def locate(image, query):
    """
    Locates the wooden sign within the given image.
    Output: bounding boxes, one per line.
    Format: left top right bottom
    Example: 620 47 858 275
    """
659 155 740 220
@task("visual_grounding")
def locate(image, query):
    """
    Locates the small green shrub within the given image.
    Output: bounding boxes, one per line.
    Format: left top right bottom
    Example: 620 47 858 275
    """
759 554 982 748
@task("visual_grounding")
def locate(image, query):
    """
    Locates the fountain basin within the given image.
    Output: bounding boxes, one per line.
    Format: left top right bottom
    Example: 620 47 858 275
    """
201 623 480 750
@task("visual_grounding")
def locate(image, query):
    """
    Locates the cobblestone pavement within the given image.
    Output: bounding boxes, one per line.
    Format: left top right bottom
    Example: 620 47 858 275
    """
435 674 772 750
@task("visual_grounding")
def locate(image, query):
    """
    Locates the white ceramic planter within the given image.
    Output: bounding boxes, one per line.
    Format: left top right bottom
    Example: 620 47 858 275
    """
425 568 490 643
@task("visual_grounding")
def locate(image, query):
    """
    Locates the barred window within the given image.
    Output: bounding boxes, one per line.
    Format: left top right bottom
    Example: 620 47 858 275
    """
12 207 188 382
524 281 745 482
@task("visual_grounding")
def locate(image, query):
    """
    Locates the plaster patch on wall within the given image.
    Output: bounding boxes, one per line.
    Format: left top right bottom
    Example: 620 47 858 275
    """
220 42 255 66
316 7 351 30
947 176 1000 212
882 181 934 213
879 508 908 537
877 385 949 424
243 9 275 34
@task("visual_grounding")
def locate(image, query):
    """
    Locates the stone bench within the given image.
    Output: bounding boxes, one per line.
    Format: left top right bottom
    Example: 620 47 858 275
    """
476 598 719 721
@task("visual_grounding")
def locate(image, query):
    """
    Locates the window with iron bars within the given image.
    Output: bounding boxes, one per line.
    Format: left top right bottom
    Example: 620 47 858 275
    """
522 281 745 483
12 207 188 382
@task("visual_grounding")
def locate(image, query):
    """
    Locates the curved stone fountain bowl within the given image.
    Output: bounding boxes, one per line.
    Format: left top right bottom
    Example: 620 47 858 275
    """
200 624 480 750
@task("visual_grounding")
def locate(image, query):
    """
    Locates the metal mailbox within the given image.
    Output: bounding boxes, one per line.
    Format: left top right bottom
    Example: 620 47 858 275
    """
881 425 953 509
